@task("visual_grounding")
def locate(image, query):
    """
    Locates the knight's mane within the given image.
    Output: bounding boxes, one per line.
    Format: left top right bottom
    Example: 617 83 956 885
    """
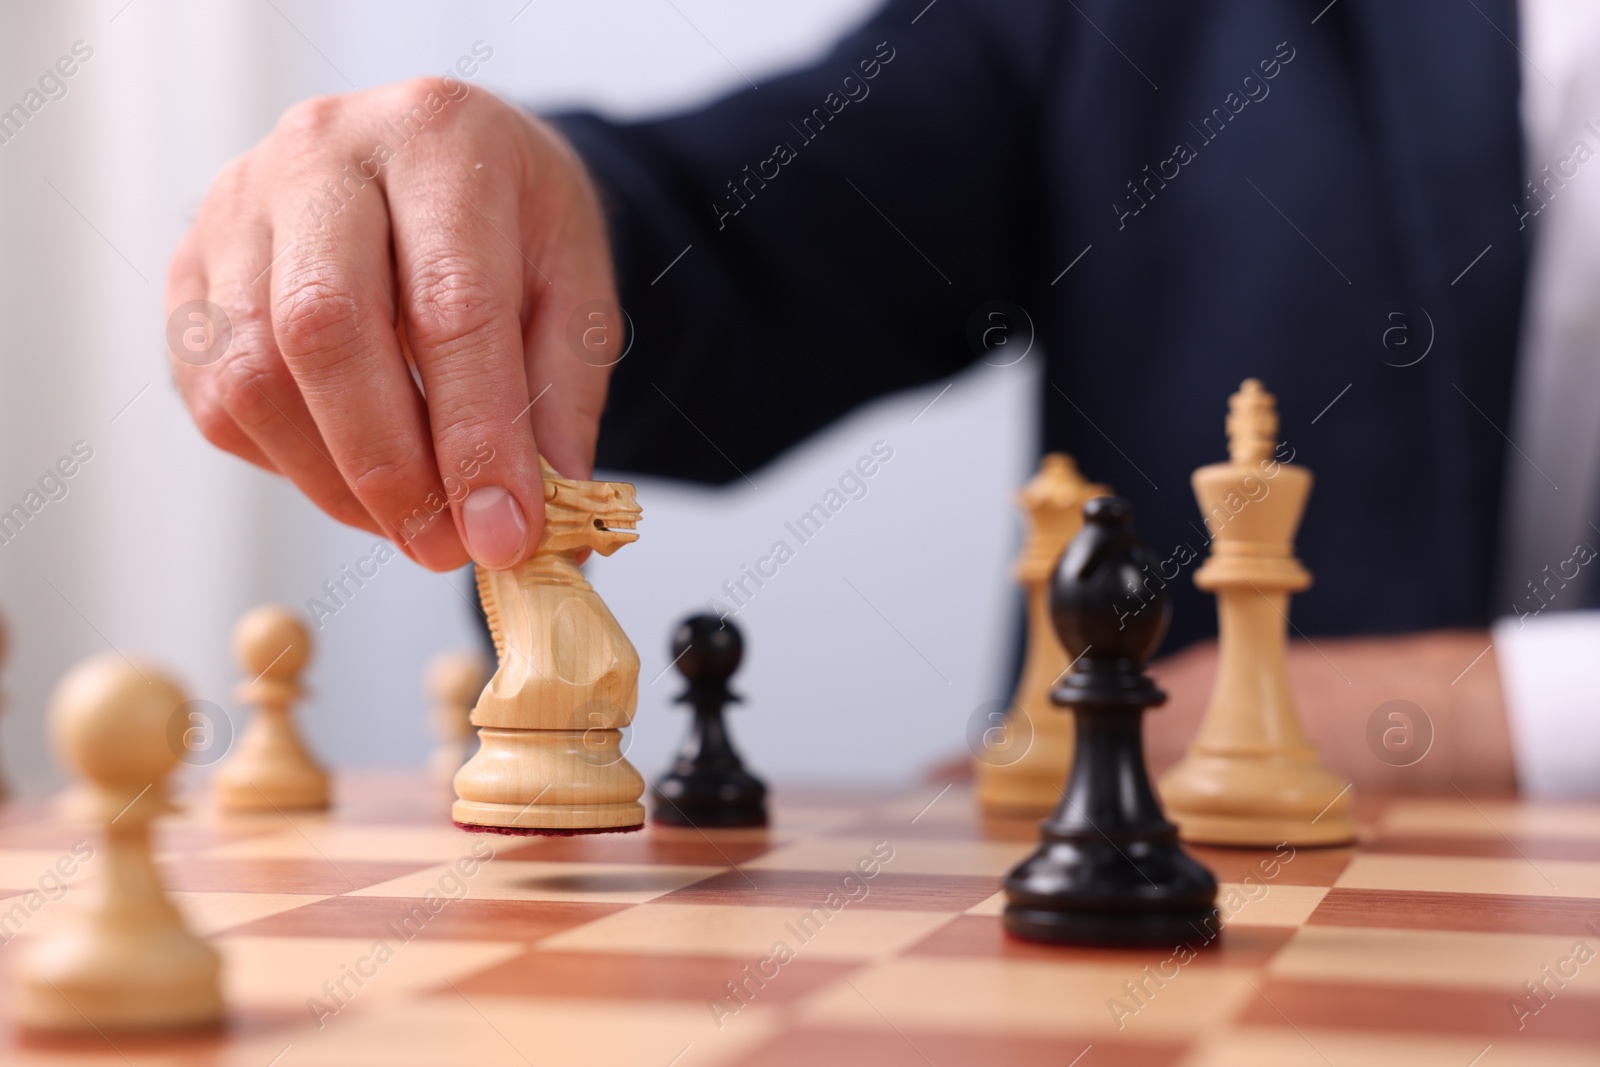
475 565 506 662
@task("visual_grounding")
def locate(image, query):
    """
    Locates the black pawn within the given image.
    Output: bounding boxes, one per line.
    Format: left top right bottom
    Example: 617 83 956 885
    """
650 615 768 828
1003 497 1219 947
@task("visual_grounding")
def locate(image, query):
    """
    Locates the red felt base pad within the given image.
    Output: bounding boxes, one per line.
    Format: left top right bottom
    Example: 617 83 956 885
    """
452 820 646 837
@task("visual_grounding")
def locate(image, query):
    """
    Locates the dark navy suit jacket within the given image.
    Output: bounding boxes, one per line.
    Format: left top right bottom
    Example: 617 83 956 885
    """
557 0 1526 651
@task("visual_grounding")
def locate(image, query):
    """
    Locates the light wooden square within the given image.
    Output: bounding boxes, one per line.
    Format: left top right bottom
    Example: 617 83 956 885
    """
539 901 956 961
1336 854 1600 899
800 956 1254 1037
217 935 524 1010
1268 925 1600 992
216 994 778 1067
1183 1027 1598 1067
349 860 723 905
1218 882 1328 927
204 825 482 863
745 837 1031 877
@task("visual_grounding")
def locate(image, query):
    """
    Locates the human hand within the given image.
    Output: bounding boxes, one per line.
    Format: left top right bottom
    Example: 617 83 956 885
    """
1147 629 1515 794
167 78 621 571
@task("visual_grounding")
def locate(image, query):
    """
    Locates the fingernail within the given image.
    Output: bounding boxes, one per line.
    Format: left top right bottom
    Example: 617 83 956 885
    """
463 486 529 569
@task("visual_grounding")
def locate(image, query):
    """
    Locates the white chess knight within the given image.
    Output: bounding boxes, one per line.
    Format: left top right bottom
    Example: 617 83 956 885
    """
1159 379 1355 846
15 655 222 1031
213 605 329 812
452 459 646 832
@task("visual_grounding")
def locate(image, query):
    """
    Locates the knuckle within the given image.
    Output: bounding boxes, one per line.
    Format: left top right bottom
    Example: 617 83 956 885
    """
399 75 473 118
228 295 275 341
345 440 428 505
212 152 252 203
432 411 504 465
273 274 363 363
213 352 288 432
406 256 504 350
274 94 346 145
189 393 244 452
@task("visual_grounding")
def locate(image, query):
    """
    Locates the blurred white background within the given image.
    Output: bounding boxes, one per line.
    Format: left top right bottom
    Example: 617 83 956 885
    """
0 0 1037 795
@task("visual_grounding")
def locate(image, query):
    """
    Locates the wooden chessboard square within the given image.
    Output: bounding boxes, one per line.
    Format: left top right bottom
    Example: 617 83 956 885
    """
170 891 330 937
1236 977 1600 1042
0 883 328 940
966 891 1005 916
0 1002 310 1066
159 857 435 894
1181 1027 1599 1067
3 890 326 954
657 868 1000 912
202 824 483 863
348 860 723 905
215 993 780 1067
0 818 273 856
1185 844 1356 887
538 901 957 961
224 894 627 942
829 815 1042 842
1378 800 1600 840
1311 887 1600 936
321 773 463 826
1268 925 1600 992
727 1027 1167 1067
796 956 1257 1037
0 850 98 893
1335 854 1600 899
1216 882 1328 927
454 946 858 1004
1364 834 1600 862
904 914 1295 968
216 935 525 1011
745 837 1032 877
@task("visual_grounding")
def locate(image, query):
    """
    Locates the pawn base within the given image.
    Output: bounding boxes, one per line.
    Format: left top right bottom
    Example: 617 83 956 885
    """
16 934 222 1032
1160 751 1356 847
651 798 767 829
454 819 643 837
1003 905 1220 948
213 776 329 814
450 798 645 832
1165 809 1356 848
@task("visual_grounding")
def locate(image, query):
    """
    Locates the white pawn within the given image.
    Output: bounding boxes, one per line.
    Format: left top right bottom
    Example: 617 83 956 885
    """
427 651 485 786
16 654 222 1031
213 605 328 812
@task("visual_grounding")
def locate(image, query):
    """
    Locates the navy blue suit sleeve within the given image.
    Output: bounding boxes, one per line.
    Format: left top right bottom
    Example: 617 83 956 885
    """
553 0 1064 483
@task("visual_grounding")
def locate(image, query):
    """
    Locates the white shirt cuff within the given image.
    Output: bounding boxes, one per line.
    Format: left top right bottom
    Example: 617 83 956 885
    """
1492 610 1600 797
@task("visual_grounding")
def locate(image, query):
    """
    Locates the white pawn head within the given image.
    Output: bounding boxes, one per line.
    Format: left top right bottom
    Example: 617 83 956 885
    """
427 651 486 707
234 605 311 682
50 653 185 797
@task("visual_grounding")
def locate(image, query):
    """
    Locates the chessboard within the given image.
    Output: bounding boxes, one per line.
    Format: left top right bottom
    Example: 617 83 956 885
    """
1 772 1597 1066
